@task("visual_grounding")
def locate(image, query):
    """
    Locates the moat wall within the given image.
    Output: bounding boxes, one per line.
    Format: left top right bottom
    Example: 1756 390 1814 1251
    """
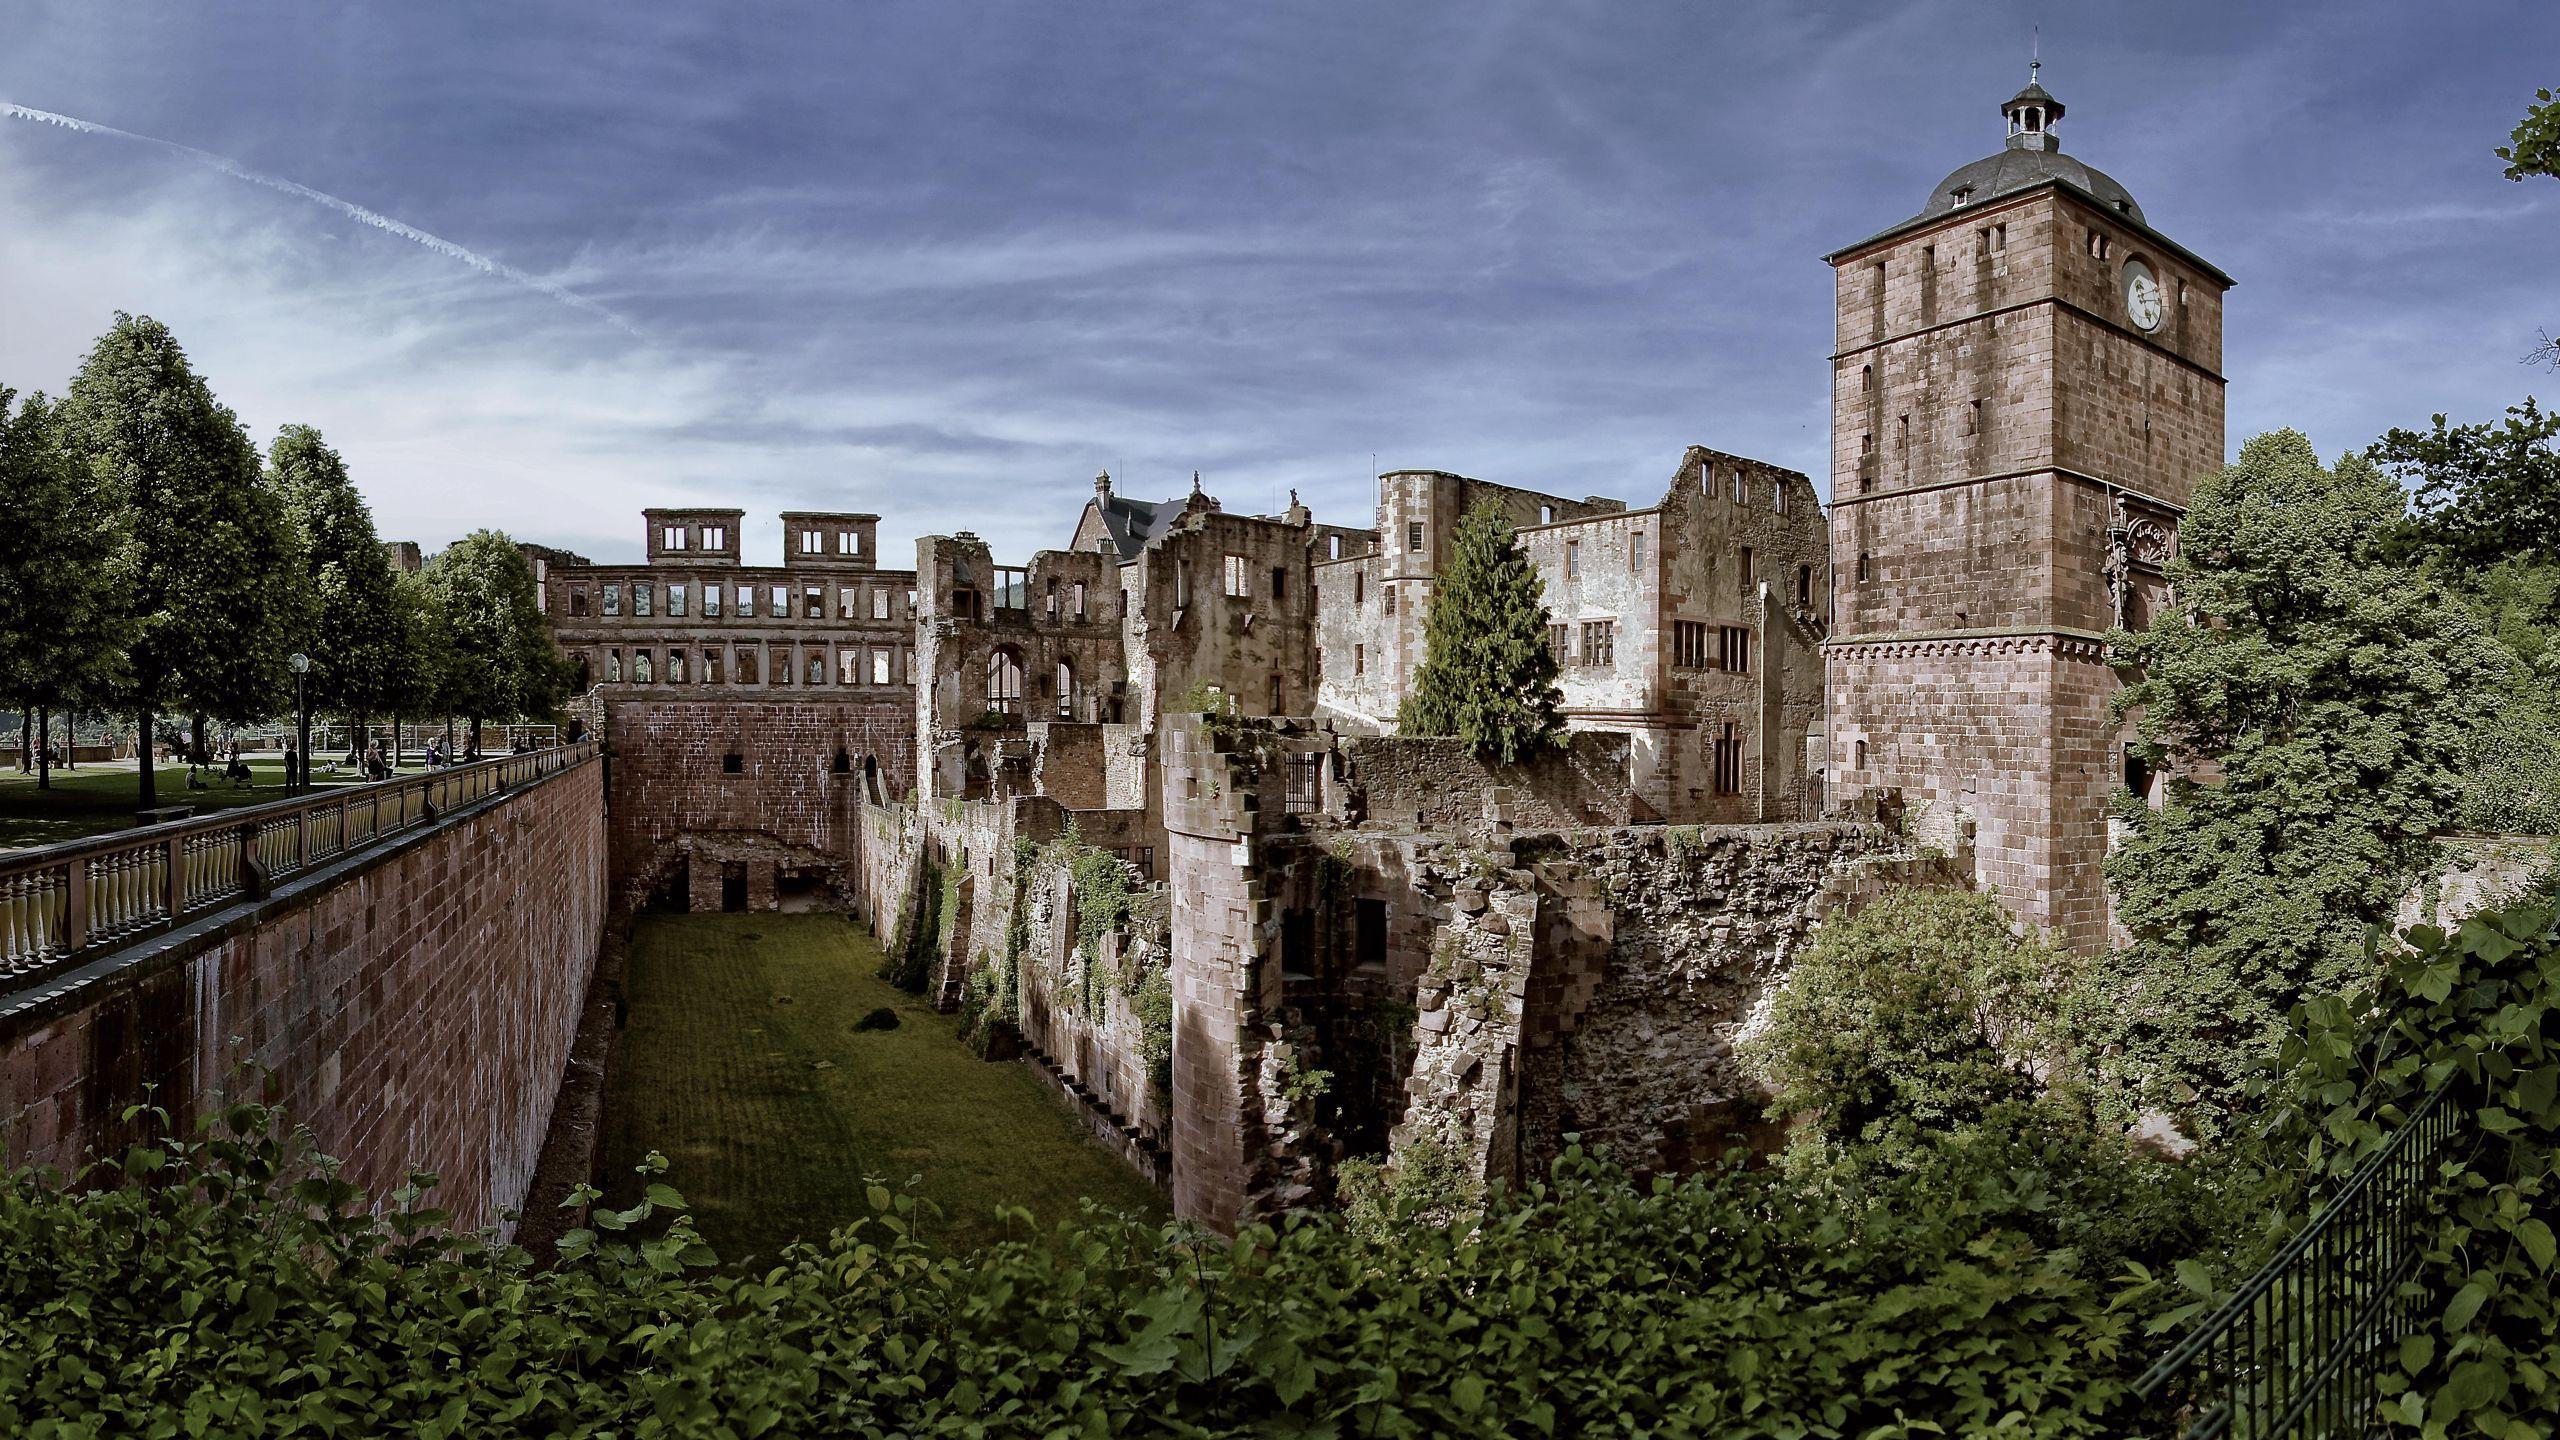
0 759 608 1235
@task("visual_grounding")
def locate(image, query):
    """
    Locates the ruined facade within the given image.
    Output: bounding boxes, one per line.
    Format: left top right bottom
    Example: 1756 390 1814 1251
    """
545 509 919 907
1822 77 2227 952
1314 450 1828 823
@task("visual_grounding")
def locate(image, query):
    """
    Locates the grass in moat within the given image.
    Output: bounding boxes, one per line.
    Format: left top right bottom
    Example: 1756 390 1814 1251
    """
597 911 1168 1264
0 759 369 852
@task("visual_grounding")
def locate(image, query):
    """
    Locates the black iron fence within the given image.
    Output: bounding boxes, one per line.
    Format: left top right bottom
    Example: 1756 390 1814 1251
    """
2127 1076 2470 1438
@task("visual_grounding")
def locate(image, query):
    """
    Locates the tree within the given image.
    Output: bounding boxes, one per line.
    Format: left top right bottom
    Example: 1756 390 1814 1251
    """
56 316 309 807
2373 399 2560 574
2497 87 2558 366
2090 430 2511 1127
0 388 129 789
1748 886 2068 1177
1398 500 1564 762
421 530 564 746
387 567 451 762
272 426 403 745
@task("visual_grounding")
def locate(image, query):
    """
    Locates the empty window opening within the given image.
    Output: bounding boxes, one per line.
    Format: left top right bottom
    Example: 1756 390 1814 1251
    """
832 749 852 775
1739 546 1755 591
705 649 723 684
1271 567 1287 601
1580 619 1615 667
569 586 589 617
1353 643 1365 675
1672 620 1709 668
1548 623 1571 664
1222 553 1249 599
1856 552 1873 582
669 584 687 618
662 525 684 551
736 649 758 684
632 650 653 683
804 651 825 685
1965 399 1982 436
1407 521 1424 553
1713 722 1743 796
986 649 1023 715
1630 532 1646 571
1565 540 1580 579
722 752 743 774
633 584 653 618
1719 625 1752 674
800 529 821 554
1354 898 1388 968
667 651 687 684
1796 565 1813 608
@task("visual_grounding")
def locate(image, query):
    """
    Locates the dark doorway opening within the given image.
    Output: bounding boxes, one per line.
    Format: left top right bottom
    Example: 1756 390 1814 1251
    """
720 862 748 913
1354 897 1387 971
776 867 827 913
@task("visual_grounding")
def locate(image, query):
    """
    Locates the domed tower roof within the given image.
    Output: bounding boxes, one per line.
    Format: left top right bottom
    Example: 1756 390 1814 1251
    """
1915 69 2143 225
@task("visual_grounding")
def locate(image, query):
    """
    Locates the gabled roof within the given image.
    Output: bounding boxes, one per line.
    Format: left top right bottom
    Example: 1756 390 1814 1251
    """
1089 492 1185 562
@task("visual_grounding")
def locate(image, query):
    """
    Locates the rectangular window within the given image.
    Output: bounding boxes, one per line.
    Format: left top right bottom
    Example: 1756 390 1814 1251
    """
667 650 687 684
1580 620 1614 667
632 650 653 683
736 648 757 684
903 648 916 684
1271 567 1287 601
870 587 889 621
1223 554 1249 597
669 583 687 618
1797 565 1813 607
569 585 589 617
803 586 822 619
1713 722 1742 796
1548 623 1570 664
1071 581 1086 619
1630 532 1646 571
772 645 793 685
1732 469 1747 503
607 649 623 683
1857 552 1872 582
1383 586 1396 616
662 525 683 551
1406 521 1423 553
1353 643 1365 676
705 525 726 551
770 584 788 617
1354 571 1365 605
1175 559 1191 607
838 649 861 685
1673 620 1710 668
806 651 826 685
633 583 653 618
734 584 752 617
703 584 721 618
1966 399 1981 436
1328 535 1343 559
2087 230 2110 260
1565 540 1580 579
836 585 856 619
1720 625 1752 674
602 582 621 617
800 529 821 554
872 649 891 685
1897 414 1910 451
705 649 723 684
1740 546 1755 591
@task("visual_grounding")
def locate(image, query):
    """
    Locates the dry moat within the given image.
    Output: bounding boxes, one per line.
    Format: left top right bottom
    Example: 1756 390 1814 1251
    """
596 912 1166 1262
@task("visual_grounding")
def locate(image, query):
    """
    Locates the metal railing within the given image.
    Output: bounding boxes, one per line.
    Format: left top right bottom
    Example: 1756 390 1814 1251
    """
2128 1076 2471 1438
0 741 600 989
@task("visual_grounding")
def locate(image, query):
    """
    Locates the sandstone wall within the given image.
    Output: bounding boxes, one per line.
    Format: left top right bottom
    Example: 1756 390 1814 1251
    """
1342 732 1636 832
0 758 607 1235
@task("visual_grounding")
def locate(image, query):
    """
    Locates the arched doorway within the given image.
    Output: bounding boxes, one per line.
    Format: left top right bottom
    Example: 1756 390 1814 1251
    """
987 647 1023 716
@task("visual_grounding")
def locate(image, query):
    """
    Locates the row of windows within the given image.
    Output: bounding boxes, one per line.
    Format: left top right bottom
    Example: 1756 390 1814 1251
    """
659 523 730 552
589 643 914 689
572 579 916 622
1170 556 1289 607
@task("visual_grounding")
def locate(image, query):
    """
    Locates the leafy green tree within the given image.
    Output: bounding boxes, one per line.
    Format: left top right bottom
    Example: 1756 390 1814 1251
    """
0 388 130 789
1398 500 1563 762
2374 399 2560 574
2091 430 2511 1126
386 566 451 763
1748 886 2069 1177
56 315 306 808
2497 87 2558 366
272 426 403 745
421 530 564 745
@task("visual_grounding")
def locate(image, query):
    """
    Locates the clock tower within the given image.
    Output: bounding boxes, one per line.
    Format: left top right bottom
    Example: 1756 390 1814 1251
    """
1823 73 2231 952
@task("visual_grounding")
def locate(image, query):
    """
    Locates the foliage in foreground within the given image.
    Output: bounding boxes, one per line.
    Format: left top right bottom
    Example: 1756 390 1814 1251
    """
2269 900 2560 1437
5 1099 2227 1440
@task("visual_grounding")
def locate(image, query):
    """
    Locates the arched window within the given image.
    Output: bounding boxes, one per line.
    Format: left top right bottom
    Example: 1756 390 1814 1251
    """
1056 658 1076 720
987 648 1023 715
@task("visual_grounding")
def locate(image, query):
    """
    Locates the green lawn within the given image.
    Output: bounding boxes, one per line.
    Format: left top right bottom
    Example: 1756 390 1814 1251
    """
0 759 369 851
598 912 1167 1264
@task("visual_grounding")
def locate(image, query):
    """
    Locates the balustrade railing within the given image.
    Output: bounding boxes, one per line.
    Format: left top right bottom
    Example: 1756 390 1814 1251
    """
0 742 599 989
2127 1076 2473 1438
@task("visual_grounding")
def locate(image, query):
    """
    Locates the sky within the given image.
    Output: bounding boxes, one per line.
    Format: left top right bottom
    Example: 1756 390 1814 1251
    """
2 2 2552 566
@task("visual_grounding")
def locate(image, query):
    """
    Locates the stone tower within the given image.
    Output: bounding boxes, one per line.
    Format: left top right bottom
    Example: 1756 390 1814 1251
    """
1822 72 2230 951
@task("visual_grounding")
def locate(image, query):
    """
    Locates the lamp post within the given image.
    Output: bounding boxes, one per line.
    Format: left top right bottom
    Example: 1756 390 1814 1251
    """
288 652 311 794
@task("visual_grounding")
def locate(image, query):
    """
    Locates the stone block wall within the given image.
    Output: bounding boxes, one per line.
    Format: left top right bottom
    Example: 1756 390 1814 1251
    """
0 757 608 1235
604 697 912 909
1341 733 1636 833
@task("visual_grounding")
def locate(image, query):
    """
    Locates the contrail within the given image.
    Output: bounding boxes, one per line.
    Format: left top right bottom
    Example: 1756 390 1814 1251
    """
3 101 642 337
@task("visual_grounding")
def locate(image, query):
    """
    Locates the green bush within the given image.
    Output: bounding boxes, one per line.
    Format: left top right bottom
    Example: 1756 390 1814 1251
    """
2268 901 2560 1433
4 1098 2228 1438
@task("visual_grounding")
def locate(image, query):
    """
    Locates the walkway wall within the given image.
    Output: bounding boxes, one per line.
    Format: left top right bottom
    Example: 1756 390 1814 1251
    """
0 759 607 1235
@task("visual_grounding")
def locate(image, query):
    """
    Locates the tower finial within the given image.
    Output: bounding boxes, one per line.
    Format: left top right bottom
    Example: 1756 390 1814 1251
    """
2031 24 2039 84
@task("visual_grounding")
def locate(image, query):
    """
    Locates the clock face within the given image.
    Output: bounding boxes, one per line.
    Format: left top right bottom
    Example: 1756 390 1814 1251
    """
2123 260 2164 332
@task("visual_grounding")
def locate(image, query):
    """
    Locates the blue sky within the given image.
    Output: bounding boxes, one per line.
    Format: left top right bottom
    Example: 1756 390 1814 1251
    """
2 2 2552 565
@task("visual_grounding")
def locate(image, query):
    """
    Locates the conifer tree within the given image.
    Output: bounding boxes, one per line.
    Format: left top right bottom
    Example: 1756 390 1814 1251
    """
57 315 303 809
2088 430 2510 1128
1398 499 1564 762
0 388 130 789
273 425 403 746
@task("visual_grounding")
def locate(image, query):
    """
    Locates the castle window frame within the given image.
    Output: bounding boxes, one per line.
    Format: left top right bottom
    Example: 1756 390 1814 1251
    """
633 583 653 618
1407 521 1424 553
607 649 623 683
1796 565 1813 608
668 583 687 618
1383 586 1396 616
2087 229 2111 260
803 585 823 619
1965 399 1982 436
1175 559 1192 607
705 525 726 551
1731 469 1747 503
1353 643 1365 676
1856 552 1872 583
1672 620 1709 669
1223 553 1250 599
734 584 753 617
1713 722 1742 796
770 584 789 617
703 585 721 618
1739 546 1755 591
569 586 589 617
806 651 827 686
662 525 684 551
1071 581 1086 620
1548 623 1570 663
666 650 687 684
1630 531 1645 572
1719 625 1752 674
1540 504 1555 523
875 649 892 686
736 648 757 684
1271 566 1288 601
1580 619 1615 667
723 751 743 774
705 649 723 684
1774 484 1787 515
800 529 822 555
772 645 793 685
1328 534 1342 559
632 650 653 684
838 648 862 686
1565 540 1580 579
1354 571 1365 605
1859 364 1872 393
